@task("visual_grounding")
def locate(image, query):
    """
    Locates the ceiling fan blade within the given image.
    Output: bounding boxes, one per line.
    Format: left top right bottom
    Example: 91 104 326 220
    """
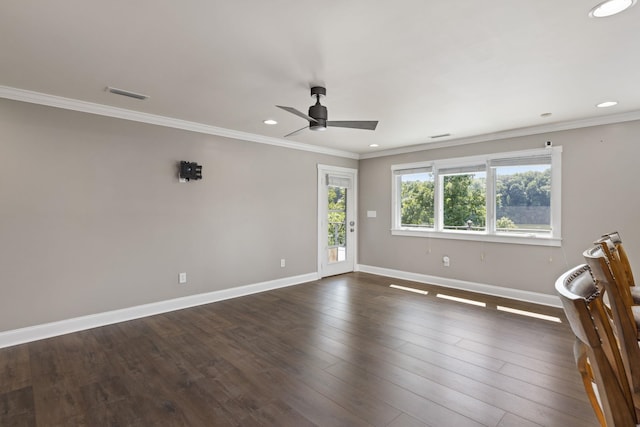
326 120 378 131
283 125 309 138
276 105 317 123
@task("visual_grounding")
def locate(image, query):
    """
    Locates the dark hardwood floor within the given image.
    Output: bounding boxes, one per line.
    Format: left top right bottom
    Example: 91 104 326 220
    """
0 272 597 426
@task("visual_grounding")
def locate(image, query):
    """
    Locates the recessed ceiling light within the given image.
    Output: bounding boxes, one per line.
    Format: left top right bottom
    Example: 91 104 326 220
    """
369 143 380 148
589 0 636 17
596 101 618 108
263 119 278 125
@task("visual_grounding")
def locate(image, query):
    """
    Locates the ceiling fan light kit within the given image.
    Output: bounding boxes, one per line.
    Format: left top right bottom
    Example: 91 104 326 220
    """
277 86 378 137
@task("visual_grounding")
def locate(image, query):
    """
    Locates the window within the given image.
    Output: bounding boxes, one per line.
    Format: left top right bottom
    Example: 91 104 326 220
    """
492 156 552 235
440 165 486 232
395 167 434 228
391 147 562 246
327 185 347 262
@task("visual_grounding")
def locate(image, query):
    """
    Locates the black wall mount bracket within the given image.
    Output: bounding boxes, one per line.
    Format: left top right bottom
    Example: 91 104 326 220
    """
179 161 202 182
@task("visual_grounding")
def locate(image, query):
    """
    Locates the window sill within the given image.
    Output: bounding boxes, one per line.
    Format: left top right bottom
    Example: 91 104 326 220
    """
391 228 562 247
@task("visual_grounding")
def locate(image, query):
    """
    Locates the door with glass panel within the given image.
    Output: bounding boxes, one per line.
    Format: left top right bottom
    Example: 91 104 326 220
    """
318 165 356 277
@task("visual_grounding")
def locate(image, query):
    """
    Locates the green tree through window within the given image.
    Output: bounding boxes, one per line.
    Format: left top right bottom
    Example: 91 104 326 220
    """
495 167 551 231
328 186 346 247
401 174 434 227
443 174 486 230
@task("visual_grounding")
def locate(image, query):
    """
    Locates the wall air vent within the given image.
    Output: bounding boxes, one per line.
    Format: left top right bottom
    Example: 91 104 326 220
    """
106 86 149 100
430 133 451 139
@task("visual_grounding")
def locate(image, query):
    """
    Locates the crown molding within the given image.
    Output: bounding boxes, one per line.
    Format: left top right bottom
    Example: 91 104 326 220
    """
360 110 640 159
5 85 640 162
0 86 359 160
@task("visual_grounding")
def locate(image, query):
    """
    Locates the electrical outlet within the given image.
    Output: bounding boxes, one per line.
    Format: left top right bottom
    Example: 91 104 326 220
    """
179 272 187 284
443 256 450 267
280 259 286 268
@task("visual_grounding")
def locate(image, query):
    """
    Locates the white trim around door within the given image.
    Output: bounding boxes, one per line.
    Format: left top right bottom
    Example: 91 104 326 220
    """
317 164 358 278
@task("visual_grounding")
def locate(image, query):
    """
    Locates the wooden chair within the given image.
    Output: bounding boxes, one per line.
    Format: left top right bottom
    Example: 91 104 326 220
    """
603 231 636 287
556 264 639 426
584 246 640 401
593 238 640 309
598 232 640 305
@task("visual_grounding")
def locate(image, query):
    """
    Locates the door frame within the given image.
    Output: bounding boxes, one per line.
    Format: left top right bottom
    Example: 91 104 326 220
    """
317 164 358 278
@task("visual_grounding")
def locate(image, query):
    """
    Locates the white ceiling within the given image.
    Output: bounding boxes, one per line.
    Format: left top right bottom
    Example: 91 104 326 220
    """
1 1 639 155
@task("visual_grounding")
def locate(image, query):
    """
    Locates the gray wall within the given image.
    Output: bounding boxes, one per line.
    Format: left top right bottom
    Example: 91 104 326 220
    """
358 120 640 296
3 95 639 332
0 98 356 332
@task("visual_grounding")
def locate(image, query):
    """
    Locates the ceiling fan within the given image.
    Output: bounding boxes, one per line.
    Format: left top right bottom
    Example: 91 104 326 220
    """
277 86 379 137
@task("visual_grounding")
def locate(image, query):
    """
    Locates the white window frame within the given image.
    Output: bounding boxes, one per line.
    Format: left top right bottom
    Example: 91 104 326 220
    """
391 147 562 247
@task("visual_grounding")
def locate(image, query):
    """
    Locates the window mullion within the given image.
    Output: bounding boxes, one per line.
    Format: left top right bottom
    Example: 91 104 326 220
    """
392 173 400 229
550 147 562 239
486 164 496 234
434 168 443 232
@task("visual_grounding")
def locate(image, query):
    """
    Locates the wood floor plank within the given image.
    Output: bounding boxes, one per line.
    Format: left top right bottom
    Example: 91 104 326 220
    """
497 413 545 427
387 413 429 427
327 342 594 427
455 338 583 385
0 345 31 395
0 272 598 426
316 334 507 426
325 360 490 427
498 362 590 401
0 386 35 427
170 324 322 426
291 363 402 427
224 322 403 426
31 378 87 426
397 342 594 423
203 329 368 426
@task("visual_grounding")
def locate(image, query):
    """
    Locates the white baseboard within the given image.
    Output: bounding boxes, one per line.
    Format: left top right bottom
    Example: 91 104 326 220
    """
357 264 561 308
0 272 318 349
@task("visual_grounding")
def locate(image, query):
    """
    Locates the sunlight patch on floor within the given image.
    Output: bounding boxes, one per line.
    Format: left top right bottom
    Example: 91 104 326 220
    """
497 305 562 323
389 284 428 295
436 293 487 307
389 284 562 323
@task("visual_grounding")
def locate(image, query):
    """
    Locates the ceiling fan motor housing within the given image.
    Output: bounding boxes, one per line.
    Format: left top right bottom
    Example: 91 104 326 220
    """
310 86 326 97
308 102 327 130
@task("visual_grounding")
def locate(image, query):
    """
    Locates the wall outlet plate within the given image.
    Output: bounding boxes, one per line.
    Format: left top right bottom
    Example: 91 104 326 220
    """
179 272 187 284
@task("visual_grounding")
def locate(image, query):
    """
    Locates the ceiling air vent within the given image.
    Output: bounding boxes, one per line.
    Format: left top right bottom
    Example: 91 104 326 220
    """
430 133 451 139
106 86 149 100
